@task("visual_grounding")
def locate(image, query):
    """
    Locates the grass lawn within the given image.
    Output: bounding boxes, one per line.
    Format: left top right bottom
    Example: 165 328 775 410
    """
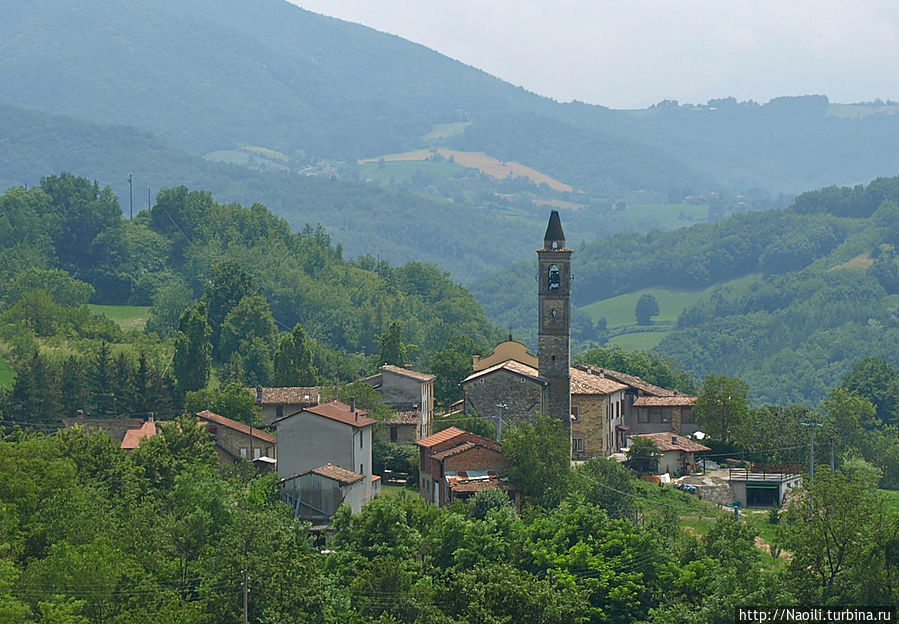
87 304 151 332
0 354 14 390
379 484 416 499
609 331 671 351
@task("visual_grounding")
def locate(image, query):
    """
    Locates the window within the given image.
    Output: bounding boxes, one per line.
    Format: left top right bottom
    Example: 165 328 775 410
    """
240 447 248 458
360 432 364 449
253 447 261 460
571 406 579 422
650 407 664 422
360 464 364 474
548 264 560 290
638 409 650 423
572 438 584 453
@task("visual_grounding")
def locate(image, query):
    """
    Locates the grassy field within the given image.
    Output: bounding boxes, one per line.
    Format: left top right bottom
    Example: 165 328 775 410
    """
423 122 471 141
0 354 14 390
87 304 151 332
609 331 672 351
618 203 710 229
359 158 464 184
581 274 760 348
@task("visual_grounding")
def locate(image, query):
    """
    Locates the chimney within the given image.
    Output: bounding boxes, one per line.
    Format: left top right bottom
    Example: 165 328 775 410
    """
75 409 84 418
255 385 264 405
599 369 605 379
148 412 154 423
672 435 678 445
350 397 356 413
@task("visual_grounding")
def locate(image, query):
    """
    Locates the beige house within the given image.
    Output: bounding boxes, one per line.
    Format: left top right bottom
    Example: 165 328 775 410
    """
274 401 376 503
362 364 435 439
472 339 538 372
195 410 277 464
570 367 628 459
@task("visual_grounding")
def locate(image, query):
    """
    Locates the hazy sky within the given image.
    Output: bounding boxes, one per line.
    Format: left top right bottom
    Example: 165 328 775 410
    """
289 1 899 109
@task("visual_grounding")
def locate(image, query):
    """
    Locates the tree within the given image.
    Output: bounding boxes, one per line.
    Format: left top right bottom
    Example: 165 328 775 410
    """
501 415 570 508
184 382 260 425
272 323 318 386
574 456 635 519
777 467 898 605
145 276 194 339
201 261 258 353
626 436 661 473
7 351 61 423
172 303 212 395
840 356 899 427
378 321 408 366
218 295 277 362
634 293 660 325
428 337 474 407
693 375 750 443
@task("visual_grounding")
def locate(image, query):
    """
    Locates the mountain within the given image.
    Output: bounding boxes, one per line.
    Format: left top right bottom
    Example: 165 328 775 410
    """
5 0 899 203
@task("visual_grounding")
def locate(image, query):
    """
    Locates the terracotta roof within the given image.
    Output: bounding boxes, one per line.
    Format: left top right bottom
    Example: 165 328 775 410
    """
195 410 277 444
570 367 628 395
416 426 467 448
296 401 377 428
576 365 676 397
381 364 435 382
282 463 365 485
381 410 419 425
253 386 321 406
120 421 157 449
431 441 476 460
631 432 709 453
462 359 546 385
449 479 515 493
632 395 697 407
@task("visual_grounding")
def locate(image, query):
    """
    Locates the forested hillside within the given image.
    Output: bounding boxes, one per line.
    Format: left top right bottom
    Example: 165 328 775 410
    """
475 176 899 406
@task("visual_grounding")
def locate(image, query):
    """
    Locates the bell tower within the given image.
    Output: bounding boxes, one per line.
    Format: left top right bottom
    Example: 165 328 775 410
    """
537 210 571 428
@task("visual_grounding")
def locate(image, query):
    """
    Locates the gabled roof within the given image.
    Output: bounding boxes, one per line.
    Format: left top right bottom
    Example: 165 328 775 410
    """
431 441 476 460
281 463 365 485
570 367 628 395
631 432 709 453
381 410 419 425
417 426 467 448
576 365 676 397
461 359 547 385
632 395 697 407
276 401 376 428
253 386 321 406
380 364 436 382
120 421 157 449
543 210 566 247
195 410 277 444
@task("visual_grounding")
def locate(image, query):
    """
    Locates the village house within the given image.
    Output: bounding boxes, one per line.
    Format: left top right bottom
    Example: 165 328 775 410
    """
279 463 372 529
273 400 376 503
727 463 802 508
195 410 277 464
120 418 157 449
362 364 435 440
591 368 699 436
252 386 321 426
629 432 709 476
416 426 516 507
570 367 628 459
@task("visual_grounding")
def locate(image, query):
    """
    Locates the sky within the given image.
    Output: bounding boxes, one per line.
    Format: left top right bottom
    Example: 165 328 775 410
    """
289 1 899 109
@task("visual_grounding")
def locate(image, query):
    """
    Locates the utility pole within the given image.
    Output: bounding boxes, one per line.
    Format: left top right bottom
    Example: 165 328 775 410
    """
242 569 249 624
801 420 822 513
148 184 151 211
494 402 507 441
128 171 133 220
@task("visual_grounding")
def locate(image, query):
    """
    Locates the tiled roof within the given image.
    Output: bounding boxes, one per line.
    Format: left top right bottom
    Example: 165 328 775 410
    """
430 441 476 460
299 401 376 428
570 367 628 395
449 479 515 493
253 386 321 406
632 395 697 407
120 421 157 449
576 365 676 397
631 432 709 453
462 360 546 385
195 410 277 444
281 463 365 485
416 426 466 448
381 364 436 382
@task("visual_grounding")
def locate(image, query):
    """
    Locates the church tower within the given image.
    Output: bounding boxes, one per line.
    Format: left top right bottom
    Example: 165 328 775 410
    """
537 210 571 428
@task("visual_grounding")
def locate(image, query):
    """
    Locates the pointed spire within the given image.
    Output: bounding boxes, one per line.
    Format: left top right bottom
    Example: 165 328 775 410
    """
543 210 566 249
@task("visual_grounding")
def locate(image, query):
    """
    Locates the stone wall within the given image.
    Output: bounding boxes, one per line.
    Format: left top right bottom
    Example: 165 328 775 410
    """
463 369 546 424
571 395 608 459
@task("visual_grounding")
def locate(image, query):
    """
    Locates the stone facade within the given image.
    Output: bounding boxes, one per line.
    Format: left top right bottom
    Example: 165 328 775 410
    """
462 366 547 425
